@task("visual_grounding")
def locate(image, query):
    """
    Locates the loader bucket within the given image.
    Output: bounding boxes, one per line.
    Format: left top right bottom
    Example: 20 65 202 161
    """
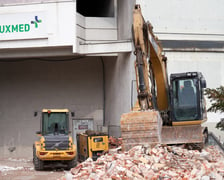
161 125 203 145
120 110 162 151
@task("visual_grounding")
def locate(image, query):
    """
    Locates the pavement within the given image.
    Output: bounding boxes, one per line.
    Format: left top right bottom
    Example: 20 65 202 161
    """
0 158 65 180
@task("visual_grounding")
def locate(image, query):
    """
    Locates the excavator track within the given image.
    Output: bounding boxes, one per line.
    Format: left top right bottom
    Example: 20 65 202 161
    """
208 132 224 152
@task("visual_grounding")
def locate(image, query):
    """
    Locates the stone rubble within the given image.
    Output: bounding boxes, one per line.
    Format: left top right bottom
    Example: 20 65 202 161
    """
0 165 24 172
64 145 224 180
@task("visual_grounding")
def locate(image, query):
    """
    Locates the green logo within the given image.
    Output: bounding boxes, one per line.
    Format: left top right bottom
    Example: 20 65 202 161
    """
31 16 42 28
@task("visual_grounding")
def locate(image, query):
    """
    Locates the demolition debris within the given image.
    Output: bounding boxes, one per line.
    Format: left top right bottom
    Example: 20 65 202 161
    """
63 145 224 180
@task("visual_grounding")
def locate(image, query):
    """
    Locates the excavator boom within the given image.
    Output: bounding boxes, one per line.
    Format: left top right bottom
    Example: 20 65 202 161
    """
133 4 169 111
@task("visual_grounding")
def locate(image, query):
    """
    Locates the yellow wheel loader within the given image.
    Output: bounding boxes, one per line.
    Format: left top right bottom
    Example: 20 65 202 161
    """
33 109 77 170
121 5 208 151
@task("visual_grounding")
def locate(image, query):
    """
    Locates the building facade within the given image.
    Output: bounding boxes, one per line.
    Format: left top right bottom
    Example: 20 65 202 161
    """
0 0 223 158
0 0 135 157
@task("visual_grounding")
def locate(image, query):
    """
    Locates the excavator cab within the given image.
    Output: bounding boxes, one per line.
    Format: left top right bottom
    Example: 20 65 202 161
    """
170 72 207 125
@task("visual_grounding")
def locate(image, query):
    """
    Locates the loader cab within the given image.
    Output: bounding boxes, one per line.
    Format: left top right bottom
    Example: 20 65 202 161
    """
41 109 69 135
39 109 72 151
170 72 207 125
33 109 77 170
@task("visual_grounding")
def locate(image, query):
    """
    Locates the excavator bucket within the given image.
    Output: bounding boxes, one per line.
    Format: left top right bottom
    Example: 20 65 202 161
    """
161 125 203 145
120 110 162 151
121 110 204 151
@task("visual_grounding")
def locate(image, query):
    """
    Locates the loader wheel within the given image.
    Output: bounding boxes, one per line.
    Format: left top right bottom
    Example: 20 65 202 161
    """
33 145 44 171
66 158 77 170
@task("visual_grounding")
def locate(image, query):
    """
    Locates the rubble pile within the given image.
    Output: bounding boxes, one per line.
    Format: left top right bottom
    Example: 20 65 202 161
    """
69 145 224 180
109 136 122 148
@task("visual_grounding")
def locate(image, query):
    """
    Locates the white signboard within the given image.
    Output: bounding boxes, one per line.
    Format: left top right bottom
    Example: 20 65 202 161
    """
73 119 94 147
0 12 47 41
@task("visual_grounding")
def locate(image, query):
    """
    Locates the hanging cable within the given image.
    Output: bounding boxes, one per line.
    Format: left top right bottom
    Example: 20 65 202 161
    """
0 56 85 63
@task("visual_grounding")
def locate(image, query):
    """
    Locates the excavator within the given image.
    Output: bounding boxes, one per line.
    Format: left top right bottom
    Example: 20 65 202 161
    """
120 5 208 151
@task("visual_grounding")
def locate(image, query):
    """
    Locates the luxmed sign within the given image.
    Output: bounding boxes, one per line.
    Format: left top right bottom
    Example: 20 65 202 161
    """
0 24 31 33
0 12 46 40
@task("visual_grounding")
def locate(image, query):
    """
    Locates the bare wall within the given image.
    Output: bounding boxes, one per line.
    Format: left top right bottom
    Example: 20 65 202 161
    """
0 57 104 157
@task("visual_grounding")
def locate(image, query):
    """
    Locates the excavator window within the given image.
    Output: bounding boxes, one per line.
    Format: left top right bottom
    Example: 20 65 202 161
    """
172 78 199 121
180 80 197 106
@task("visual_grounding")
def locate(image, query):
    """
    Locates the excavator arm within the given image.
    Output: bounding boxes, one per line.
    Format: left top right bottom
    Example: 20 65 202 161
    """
133 5 169 111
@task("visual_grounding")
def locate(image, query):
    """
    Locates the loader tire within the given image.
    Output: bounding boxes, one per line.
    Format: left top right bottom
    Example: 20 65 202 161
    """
33 145 44 171
66 158 77 170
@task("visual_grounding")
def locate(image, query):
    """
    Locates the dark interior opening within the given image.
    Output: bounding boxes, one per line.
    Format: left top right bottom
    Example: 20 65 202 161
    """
77 0 114 17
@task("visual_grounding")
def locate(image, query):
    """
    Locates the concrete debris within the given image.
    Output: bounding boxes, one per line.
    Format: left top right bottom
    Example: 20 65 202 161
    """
7 158 30 162
63 145 224 180
0 165 24 172
0 158 34 174
109 136 122 148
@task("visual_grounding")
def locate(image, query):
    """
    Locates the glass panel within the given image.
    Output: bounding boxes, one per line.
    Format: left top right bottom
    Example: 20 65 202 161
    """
42 112 68 135
93 137 103 142
172 79 199 121
77 0 114 17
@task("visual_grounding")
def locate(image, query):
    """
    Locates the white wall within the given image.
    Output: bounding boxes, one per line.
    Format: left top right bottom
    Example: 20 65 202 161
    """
104 53 135 137
137 0 224 37
167 52 224 88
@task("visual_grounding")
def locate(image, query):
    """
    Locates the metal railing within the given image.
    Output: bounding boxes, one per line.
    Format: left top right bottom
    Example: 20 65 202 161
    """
207 132 224 152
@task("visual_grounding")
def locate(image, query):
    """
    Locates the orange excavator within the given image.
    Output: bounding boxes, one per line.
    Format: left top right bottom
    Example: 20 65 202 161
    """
120 5 208 151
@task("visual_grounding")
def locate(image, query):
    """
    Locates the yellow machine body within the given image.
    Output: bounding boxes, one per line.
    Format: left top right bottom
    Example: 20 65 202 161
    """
35 135 76 161
77 132 109 161
120 5 208 151
33 109 77 170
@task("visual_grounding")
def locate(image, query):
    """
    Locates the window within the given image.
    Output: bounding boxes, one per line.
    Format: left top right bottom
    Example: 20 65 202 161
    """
42 112 69 135
93 137 103 142
172 78 199 121
77 0 115 17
